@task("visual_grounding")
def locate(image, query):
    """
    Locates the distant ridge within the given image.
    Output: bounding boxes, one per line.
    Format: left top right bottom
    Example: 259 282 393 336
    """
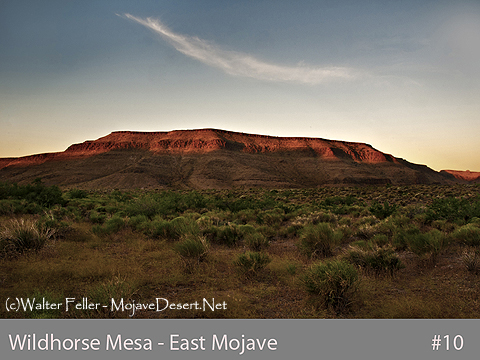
441 170 480 183
0 129 461 189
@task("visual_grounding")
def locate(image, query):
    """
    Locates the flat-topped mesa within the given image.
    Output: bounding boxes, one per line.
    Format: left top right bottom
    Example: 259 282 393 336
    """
62 129 397 164
0 128 461 188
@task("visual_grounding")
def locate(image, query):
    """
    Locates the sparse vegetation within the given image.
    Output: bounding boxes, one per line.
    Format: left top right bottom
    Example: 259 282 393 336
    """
1 182 480 318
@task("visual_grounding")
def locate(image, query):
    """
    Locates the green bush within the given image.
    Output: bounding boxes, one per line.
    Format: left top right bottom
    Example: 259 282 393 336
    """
234 251 271 275
302 259 359 313
345 245 403 277
214 224 241 247
92 216 125 236
173 235 209 262
244 232 269 251
407 229 447 264
371 234 389 247
89 210 106 224
392 225 421 251
0 180 65 209
298 223 342 258
369 201 397 219
426 196 480 224
127 215 149 230
67 189 88 199
452 224 480 247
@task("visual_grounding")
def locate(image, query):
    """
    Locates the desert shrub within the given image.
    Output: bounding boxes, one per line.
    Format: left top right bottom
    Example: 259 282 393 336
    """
244 232 269 251
92 216 125 236
237 224 256 236
302 259 359 313
0 199 30 215
392 225 421 251
355 224 379 240
452 224 480 247
127 214 149 230
349 240 376 251
426 196 480 224
285 262 298 275
214 224 241 246
147 216 198 241
298 223 342 259
67 189 88 199
89 210 106 224
431 219 456 233
147 218 174 239
369 201 397 219
407 229 447 264
0 218 55 255
174 235 209 269
126 195 163 219
345 245 403 277
126 191 189 219
170 216 198 239
39 211 70 239
291 211 336 227
371 234 389 247
234 251 271 275
460 249 480 273
234 209 257 224
256 225 277 239
196 216 214 230
323 195 356 207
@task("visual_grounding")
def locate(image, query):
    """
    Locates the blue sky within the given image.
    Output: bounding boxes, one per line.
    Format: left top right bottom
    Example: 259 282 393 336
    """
1 0 479 171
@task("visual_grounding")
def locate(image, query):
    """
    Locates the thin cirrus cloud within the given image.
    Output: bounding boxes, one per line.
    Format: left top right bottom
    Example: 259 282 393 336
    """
122 13 361 84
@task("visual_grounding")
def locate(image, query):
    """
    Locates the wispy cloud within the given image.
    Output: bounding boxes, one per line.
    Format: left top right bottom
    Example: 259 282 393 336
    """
122 13 362 84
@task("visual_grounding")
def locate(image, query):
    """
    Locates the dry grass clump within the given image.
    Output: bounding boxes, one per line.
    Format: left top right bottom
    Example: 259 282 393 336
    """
174 234 209 272
0 218 55 256
344 244 404 277
298 223 342 259
234 251 271 276
302 259 359 314
460 249 480 273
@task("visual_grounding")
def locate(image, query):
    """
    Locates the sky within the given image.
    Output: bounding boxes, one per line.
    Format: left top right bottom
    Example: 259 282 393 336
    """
1 0 479 171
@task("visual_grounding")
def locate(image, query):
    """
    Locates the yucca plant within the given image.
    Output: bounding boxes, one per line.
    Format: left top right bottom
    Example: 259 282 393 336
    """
0 218 55 255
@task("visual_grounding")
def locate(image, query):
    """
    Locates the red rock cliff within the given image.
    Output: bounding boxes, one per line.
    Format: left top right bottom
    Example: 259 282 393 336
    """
1 128 400 169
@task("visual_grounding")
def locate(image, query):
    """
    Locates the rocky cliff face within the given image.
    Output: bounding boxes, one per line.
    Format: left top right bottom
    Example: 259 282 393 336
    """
0 129 461 189
0 129 399 170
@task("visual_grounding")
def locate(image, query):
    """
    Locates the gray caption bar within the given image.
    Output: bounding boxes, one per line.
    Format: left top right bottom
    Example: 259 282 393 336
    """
0 319 476 360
